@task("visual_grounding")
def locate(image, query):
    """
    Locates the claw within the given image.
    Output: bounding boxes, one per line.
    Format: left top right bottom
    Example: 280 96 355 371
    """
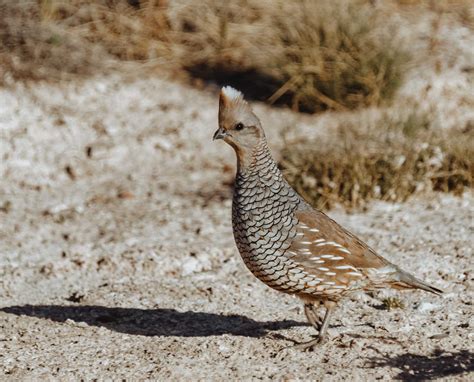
288 335 328 351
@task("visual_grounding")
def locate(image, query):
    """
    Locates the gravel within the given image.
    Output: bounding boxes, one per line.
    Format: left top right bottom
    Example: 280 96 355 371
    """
0 76 472 380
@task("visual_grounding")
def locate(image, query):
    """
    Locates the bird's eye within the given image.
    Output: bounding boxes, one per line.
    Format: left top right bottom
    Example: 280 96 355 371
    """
235 122 244 131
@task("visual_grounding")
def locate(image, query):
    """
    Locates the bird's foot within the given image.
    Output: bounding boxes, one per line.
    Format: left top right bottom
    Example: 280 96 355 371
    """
279 335 327 352
292 336 327 351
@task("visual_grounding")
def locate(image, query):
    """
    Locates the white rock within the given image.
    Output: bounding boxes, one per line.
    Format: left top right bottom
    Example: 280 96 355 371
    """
416 301 439 313
181 257 200 276
125 237 139 247
50 203 69 214
218 343 231 354
154 137 173 151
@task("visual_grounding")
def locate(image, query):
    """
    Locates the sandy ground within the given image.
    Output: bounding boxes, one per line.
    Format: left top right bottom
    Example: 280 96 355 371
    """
0 75 473 380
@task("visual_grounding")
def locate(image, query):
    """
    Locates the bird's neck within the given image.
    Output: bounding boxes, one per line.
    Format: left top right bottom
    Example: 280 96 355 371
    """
235 139 284 185
233 138 306 217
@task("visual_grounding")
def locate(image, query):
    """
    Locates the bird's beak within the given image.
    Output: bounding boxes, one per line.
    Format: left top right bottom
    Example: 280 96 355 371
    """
213 127 228 141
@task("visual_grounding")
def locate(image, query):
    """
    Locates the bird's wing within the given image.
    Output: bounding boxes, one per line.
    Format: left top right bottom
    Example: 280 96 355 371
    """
285 209 396 288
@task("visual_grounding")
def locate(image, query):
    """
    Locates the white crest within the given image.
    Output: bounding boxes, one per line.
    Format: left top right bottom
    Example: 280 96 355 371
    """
221 86 244 102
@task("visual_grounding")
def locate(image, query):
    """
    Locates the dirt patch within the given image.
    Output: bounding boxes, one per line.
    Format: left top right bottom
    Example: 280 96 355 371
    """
0 76 472 380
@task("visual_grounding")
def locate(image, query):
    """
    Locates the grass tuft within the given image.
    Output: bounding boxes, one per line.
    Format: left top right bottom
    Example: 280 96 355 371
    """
176 0 410 112
263 1 409 111
280 111 474 210
0 0 172 85
381 297 405 311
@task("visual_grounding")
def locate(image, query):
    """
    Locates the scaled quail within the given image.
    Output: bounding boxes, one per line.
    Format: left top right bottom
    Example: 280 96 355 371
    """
213 86 443 350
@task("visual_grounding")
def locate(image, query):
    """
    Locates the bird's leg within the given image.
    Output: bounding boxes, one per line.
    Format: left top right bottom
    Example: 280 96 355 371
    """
304 302 322 330
294 301 336 351
317 301 336 342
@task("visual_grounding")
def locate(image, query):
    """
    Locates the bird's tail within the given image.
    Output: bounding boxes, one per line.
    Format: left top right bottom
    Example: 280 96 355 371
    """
396 269 443 295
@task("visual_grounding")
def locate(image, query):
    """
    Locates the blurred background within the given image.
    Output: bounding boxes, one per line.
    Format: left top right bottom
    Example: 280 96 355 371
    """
1 0 472 209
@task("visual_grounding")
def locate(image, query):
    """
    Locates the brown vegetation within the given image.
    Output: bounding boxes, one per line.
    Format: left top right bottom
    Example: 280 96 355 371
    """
2 0 409 111
280 112 473 210
0 1 105 83
172 0 410 112
2 1 470 108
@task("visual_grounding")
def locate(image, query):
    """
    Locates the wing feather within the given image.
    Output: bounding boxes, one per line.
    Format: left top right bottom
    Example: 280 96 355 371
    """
286 210 394 288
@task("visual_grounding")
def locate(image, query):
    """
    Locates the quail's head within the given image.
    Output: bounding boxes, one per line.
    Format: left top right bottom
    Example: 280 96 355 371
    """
213 86 265 157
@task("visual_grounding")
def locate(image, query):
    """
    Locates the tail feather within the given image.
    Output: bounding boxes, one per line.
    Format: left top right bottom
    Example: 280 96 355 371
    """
397 270 443 295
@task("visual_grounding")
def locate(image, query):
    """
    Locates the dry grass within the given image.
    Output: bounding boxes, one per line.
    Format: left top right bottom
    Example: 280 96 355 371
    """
0 2 106 84
2 0 471 99
0 0 172 85
258 1 408 111
174 0 410 112
38 0 172 61
381 297 405 311
3 0 471 107
280 112 473 210
1 0 410 111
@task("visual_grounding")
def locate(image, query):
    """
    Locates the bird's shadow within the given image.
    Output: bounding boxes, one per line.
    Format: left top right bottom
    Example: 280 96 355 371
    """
367 348 474 381
0 305 307 338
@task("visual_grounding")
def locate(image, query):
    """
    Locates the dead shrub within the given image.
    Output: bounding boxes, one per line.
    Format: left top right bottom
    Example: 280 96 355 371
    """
2 0 468 117
39 0 172 61
0 1 107 84
280 112 473 210
174 0 410 112
0 0 172 84
263 1 409 111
